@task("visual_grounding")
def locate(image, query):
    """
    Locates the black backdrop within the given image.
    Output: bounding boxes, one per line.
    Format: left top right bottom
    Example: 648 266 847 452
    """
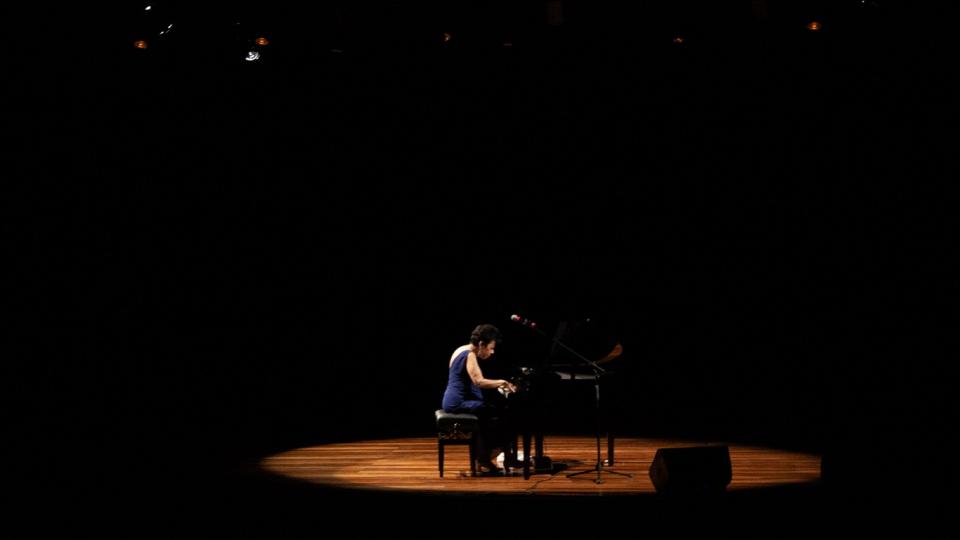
7 1 955 533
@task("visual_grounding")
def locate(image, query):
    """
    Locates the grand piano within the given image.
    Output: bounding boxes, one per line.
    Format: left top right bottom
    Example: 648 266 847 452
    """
498 318 623 479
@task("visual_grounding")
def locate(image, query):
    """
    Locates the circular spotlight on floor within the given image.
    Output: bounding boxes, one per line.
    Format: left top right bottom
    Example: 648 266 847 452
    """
258 437 820 496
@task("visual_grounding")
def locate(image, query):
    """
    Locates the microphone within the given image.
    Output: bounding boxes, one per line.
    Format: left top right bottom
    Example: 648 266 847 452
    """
510 314 537 329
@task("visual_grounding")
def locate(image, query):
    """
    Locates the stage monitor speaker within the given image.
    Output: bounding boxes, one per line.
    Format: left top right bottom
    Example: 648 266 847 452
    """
649 446 732 495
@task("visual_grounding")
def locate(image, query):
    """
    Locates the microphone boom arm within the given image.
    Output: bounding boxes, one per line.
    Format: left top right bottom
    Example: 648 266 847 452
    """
511 316 606 374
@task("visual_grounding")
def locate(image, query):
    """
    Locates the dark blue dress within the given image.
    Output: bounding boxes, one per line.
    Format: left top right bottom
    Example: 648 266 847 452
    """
442 349 484 413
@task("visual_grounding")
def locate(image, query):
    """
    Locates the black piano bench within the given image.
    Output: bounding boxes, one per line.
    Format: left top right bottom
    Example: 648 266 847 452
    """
435 410 479 477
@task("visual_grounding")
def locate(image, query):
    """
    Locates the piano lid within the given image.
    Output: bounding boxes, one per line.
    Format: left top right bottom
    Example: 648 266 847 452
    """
548 316 623 371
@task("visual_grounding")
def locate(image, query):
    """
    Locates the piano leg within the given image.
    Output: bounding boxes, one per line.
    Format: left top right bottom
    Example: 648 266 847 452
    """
523 432 532 479
606 433 615 466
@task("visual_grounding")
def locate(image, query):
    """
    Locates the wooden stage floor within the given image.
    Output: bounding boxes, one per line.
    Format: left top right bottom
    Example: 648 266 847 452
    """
259 436 820 496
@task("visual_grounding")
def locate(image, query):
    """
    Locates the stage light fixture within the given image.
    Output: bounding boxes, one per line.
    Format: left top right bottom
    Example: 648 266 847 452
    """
245 50 261 62
134 40 148 49
255 36 269 46
806 21 822 31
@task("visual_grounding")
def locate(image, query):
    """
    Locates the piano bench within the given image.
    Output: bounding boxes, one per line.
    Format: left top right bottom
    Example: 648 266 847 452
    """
435 410 479 477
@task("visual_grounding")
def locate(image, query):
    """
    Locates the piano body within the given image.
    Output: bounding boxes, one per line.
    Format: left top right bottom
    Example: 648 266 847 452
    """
500 318 623 479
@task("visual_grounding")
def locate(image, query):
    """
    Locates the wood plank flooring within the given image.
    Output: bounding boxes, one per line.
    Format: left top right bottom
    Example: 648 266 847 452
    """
259 437 820 495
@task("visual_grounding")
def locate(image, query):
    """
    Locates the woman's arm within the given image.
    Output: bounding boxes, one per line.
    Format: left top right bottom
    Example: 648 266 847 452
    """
466 352 517 392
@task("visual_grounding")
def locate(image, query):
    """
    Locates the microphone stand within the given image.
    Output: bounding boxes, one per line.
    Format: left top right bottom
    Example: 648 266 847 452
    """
514 319 631 484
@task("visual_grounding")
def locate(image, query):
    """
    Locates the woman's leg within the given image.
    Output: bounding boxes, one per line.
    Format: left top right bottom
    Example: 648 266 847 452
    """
472 404 504 471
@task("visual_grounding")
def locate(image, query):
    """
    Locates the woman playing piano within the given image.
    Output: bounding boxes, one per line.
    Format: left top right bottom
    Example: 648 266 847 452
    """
441 324 520 474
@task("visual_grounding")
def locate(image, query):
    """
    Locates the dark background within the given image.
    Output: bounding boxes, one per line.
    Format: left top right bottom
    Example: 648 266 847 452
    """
7 0 955 534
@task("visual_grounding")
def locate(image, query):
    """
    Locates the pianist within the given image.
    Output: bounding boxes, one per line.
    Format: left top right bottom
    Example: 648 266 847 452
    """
441 324 520 474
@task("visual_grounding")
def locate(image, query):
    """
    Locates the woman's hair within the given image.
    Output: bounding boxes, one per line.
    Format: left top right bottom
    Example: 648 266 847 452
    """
470 324 502 346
